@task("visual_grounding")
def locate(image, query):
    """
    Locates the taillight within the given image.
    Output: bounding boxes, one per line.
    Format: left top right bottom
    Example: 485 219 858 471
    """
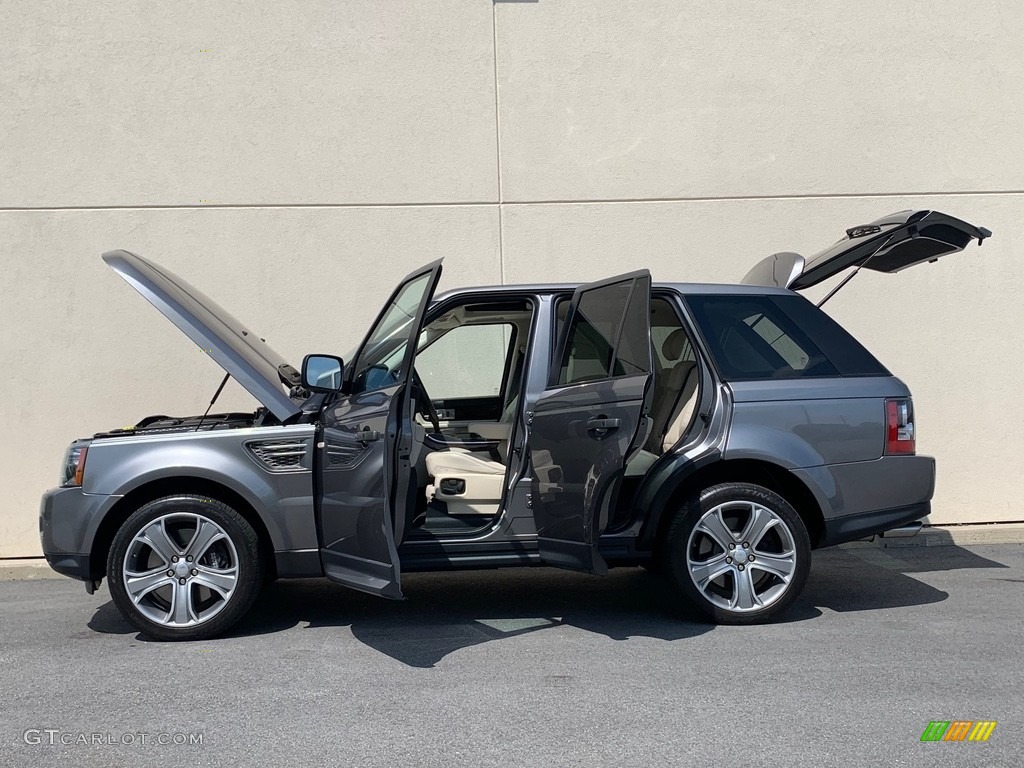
885 399 915 455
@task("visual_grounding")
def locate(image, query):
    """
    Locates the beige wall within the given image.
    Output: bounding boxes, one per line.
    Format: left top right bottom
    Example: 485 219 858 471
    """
3 1 1022 556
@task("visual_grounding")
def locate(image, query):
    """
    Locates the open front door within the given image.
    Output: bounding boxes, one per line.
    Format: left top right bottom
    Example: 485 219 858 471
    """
528 271 653 574
317 260 442 598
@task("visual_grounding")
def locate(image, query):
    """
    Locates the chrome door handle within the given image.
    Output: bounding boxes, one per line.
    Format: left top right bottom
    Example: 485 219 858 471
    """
586 417 621 431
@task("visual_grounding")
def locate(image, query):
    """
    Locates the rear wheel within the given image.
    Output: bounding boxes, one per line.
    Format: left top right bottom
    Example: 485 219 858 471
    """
665 483 810 624
107 495 264 641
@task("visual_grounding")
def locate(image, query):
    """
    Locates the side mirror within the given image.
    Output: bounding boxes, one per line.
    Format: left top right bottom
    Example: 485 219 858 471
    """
301 354 344 392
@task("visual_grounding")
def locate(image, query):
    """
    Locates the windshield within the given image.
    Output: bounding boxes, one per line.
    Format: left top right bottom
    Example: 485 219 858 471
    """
349 271 433 393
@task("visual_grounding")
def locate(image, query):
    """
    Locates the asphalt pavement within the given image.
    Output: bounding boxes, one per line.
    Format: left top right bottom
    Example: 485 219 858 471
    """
1 543 1021 768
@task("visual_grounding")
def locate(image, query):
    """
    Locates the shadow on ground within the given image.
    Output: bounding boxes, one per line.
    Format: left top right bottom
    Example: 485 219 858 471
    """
90 568 724 666
88 543 1008 667
801 541 1005 612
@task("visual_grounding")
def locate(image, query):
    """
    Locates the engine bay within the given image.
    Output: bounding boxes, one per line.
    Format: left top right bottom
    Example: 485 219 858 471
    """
91 409 274 440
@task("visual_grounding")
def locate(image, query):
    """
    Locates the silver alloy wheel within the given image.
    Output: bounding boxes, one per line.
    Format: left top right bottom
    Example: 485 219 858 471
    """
685 500 797 612
122 512 240 627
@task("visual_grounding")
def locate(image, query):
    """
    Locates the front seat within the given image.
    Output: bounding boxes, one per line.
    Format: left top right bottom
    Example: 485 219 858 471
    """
424 449 505 517
422 345 527 514
464 345 526 461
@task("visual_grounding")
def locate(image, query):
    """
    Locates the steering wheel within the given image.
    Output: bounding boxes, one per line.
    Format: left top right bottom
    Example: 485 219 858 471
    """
411 370 442 434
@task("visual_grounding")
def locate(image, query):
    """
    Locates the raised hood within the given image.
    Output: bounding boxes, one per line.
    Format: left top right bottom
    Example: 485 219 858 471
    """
103 250 302 422
742 210 991 290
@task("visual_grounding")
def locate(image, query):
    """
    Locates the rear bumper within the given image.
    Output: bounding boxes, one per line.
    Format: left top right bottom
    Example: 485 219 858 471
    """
821 501 930 547
793 454 936 547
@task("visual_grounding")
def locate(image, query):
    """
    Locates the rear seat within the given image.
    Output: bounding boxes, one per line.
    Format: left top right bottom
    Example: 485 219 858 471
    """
624 328 701 476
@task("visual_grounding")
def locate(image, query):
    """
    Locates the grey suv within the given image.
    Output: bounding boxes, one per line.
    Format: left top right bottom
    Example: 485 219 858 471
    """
40 209 989 640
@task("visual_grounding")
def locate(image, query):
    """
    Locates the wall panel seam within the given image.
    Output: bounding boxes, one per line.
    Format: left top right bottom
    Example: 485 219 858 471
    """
492 0 506 284
4 189 1024 214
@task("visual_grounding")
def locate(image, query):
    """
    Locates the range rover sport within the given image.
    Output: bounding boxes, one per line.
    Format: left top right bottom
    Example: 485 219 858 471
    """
39 209 990 639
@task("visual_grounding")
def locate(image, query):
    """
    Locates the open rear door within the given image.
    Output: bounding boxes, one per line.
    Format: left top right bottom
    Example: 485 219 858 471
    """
742 210 990 290
527 271 653 574
317 260 442 599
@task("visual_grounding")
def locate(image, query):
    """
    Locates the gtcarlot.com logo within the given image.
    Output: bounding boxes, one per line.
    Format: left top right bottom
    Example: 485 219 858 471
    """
23 729 203 746
921 721 997 742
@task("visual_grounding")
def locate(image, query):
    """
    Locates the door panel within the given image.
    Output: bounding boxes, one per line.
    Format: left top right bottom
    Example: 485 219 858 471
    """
529 375 649 574
319 386 403 598
529 270 653 574
317 260 442 599
432 396 503 424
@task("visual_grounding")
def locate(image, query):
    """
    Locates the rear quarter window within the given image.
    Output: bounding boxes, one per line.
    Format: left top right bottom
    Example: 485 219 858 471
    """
684 293 888 381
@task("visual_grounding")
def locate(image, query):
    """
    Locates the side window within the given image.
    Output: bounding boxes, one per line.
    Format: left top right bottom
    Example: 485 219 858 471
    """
350 270 434 394
685 294 888 380
744 314 810 370
554 275 651 386
416 324 513 399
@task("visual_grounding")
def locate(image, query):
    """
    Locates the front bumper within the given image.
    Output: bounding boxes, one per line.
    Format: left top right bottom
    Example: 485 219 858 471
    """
39 485 116 583
44 552 92 582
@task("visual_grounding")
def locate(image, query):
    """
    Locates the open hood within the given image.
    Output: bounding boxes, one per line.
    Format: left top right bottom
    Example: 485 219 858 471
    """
742 210 991 290
103 250 302 422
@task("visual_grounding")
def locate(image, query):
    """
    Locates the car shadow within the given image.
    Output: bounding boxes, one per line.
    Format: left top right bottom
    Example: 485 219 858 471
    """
89 568 743 665
87 542 1007 667
801 541 1006 613
872 530 1014 573
241 567 727 667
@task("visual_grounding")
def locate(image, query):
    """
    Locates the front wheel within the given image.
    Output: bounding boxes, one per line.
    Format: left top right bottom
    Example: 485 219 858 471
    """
665 483 810 624
107 495 265 641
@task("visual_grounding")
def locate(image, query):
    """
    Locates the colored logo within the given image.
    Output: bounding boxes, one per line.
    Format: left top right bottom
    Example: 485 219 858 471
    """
921 721 997 742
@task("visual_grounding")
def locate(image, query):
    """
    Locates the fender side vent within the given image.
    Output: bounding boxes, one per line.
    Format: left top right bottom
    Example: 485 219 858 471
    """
247 440 308 471
326 440 366 468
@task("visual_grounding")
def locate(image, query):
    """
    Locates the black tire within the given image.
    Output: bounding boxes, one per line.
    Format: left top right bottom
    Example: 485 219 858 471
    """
664 483 810 624
107 495 265 641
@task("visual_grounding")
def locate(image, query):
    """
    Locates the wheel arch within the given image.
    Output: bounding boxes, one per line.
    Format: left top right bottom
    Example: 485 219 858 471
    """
639 457 826 554
89 477 276 581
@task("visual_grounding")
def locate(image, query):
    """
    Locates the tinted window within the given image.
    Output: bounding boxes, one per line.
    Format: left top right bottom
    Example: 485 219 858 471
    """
685 294 888 381
557 286 623 384
746 314 810 370
555 277 651 386
613 283 651 376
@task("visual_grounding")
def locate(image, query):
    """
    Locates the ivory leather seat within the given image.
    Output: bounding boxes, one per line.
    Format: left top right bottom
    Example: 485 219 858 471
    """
425 449 506 516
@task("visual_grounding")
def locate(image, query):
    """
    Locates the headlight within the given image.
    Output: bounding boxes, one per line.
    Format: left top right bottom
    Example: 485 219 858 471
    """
61 442 90 487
